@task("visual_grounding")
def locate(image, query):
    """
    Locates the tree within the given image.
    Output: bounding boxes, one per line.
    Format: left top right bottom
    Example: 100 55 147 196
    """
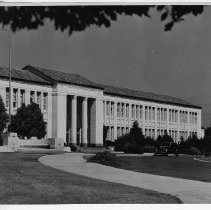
0 5 204 34
10 102 46 139
129 121 145 146
0 95 9 145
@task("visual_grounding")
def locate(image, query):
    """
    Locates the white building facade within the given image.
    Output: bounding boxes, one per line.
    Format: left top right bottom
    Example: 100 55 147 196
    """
0 65 204 147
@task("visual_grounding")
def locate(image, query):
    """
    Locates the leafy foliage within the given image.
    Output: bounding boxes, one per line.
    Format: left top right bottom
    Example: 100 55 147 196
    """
129 121 145 147
0 95 9 133
10 102 46 139
87 151 118 166
0 6 204 34
0 95 9 145
188 147 201 155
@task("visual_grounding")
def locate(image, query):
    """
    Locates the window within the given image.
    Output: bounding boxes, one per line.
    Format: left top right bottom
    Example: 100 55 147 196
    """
111 102 114 117
169 110 171 122
121 103 124 118
20 90 25 105
13 89 18 108
126 104 129 118
132 105 135 119
136 105 139 119
43 93 48 111
161 108 163 121
6 87 9 108
30 91 35 103
37 92 41 108
145 106 148 120
152 108 155 121
149 107 151 120
106 101 110 116
139 106 142 119
157 108 160 121
195 113 197 124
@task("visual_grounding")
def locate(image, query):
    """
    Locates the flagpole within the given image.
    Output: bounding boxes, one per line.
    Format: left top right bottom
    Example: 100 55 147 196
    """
8 26 12 131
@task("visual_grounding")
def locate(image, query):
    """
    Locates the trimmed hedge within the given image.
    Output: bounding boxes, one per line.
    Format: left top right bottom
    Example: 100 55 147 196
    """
188 147 201 155
87 151 118 166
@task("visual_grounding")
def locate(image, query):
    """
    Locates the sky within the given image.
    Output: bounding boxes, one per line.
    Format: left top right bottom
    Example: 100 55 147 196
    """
0 6 211 127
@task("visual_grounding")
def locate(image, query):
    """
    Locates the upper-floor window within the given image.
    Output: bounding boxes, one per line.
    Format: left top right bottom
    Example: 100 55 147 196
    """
13 89 18 108
106 101 110 116
132 105 135 119
126 104 129 118
20 89 25 106
152 107 155 120
157 108 160 121
6 87 9 108
37 92 41 108
175 111 178 122
145 106 148 120
139 106 142 119
30 91 35 103
136 105 139 119
43 93 48 111
121 103 124 118
149 107 151 120
110 102 114 117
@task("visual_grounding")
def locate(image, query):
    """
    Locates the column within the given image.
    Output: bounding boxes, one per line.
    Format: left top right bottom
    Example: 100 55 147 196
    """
82 97 88 147
187 111 190 138
71 95 77 146
177 109 180 141
142 105 145 135
52 91 67 143
128 103 132 128
155 107 158 139
167 108 169 134
113 102 117 140
25 90 30 105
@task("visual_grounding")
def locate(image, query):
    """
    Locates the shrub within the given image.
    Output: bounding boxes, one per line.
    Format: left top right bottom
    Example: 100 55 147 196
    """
87 151 118 166
123 143 136 154
104 140 115 147
70 144 79 152
142 145 156 153
188 147 201 155
115 134 134 151
178 140 191 154
135 146 144 154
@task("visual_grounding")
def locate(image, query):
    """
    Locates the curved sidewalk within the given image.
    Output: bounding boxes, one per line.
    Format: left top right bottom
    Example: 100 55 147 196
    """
39 153 211 204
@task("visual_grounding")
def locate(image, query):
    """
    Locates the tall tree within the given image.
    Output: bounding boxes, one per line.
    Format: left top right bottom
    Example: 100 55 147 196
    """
0 5 204 34
0 95 9 145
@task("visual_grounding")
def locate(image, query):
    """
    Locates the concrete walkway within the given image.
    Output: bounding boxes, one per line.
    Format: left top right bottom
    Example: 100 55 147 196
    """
39 153 211 204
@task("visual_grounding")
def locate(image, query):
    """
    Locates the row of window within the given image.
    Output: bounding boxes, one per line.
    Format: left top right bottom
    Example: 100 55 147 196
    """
5 88 48 111
103 101 198 124
105 125 197 141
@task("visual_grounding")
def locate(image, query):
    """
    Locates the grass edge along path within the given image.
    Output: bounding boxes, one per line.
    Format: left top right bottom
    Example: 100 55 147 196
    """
0 152 182 204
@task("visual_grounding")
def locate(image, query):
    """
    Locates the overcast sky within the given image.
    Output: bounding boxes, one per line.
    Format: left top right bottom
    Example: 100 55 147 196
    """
0 6 211 127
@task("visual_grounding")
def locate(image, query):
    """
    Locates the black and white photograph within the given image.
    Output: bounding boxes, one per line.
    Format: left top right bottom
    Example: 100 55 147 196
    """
0 0 211 206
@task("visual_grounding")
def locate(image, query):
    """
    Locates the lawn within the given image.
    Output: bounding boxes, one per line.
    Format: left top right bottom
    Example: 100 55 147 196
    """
0 152 181 204
115 155 211 182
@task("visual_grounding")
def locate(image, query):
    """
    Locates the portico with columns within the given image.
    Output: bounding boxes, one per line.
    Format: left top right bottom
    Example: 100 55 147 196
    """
52 83 104 147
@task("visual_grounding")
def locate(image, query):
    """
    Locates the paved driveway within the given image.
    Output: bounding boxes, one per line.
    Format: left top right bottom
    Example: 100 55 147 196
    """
39 153 211 204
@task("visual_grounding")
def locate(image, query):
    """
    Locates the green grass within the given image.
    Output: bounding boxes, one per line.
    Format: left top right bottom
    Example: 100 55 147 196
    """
115 156 211 182
0 152 181 204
